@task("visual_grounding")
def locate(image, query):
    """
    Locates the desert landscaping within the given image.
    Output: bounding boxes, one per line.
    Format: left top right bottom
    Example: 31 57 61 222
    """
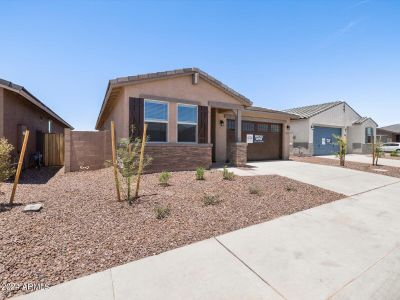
0 166 344 299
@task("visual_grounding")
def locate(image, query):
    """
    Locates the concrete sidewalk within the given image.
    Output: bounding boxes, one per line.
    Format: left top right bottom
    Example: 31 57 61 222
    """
14 162 400 300
318 154 400 168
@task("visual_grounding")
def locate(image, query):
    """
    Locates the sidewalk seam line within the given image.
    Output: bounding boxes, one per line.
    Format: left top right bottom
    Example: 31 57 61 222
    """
326 244 400 299
214 237 288 300
109 269 116 300
349 180 400 197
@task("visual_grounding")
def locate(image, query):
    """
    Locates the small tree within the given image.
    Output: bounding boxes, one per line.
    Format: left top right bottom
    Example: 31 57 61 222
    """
116 137 152 204
0 138 15 195
372 143 383 166
333 134 347 166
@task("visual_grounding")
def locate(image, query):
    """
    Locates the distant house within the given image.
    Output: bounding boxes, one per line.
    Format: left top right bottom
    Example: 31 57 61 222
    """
95 68 295 172
284 101 378 156
377 124 400 143
0 79 73 166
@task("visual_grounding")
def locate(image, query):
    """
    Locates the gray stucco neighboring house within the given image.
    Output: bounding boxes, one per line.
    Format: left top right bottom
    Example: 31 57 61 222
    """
377 124 400 143
284 101 378 156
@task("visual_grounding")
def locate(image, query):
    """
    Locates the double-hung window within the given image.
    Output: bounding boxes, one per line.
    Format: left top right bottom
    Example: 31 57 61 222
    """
144 100 168 142
177 104 197 143
365 127 373 144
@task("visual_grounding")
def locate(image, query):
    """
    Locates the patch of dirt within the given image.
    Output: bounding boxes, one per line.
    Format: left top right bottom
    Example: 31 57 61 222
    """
292 156 400 178
0 167 344 298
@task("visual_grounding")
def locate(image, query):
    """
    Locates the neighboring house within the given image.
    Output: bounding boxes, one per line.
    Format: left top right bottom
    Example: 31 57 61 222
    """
377 124 400 143
0 78 73 166
96 68 295 172
284 101 378 156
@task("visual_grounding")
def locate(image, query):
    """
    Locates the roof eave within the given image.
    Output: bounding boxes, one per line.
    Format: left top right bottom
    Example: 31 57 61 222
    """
0 81 73 129
96 68 253 129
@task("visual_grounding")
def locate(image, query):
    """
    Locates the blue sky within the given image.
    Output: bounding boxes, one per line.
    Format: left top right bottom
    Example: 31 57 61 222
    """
1 0 399 130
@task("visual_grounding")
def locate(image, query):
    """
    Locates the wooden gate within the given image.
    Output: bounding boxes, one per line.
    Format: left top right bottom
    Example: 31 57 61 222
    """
43 133 64 166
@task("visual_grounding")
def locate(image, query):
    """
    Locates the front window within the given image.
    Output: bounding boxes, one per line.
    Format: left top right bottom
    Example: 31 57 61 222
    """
144 100 168 142
365 127 374 144
177 104 197 143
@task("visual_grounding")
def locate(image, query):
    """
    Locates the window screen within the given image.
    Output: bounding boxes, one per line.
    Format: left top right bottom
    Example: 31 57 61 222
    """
177 104 197 143
144 101 168 121
145 100 168 142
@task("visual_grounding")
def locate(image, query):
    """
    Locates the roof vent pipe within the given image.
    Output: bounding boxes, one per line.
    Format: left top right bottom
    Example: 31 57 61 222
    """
192 72 199 85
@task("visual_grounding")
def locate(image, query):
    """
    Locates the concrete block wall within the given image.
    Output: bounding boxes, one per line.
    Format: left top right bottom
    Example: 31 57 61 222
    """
64 129 112 172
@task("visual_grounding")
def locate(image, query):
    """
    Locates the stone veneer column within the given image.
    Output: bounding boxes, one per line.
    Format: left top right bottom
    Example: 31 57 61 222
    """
228 142 247 166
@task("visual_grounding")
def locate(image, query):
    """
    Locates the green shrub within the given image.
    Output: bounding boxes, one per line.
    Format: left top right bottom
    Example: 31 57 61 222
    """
155 206 171 219
203 194 220 206
249 186 262 196
116 137 152 204
222 165 235 180
159 171 171 186
0 138 14 194
195 167 205 180
333 134 347 166
391 150 399 157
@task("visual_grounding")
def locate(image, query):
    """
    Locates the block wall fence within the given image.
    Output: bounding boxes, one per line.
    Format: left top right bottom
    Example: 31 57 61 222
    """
64 129 112 172
64 129 213 173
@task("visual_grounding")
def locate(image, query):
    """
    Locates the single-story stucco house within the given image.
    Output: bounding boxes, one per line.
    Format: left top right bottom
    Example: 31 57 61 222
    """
0 78 73 166
95 68 296 172
377 124 400 143
284 101 378 156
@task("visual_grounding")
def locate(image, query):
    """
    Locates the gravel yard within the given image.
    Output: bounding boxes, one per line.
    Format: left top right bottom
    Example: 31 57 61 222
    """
1 167 344 299
292 156 400 178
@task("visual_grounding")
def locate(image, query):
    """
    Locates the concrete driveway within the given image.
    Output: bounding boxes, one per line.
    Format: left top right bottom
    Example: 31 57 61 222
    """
230 160 399 196
14 162 400 300
318 154 400 168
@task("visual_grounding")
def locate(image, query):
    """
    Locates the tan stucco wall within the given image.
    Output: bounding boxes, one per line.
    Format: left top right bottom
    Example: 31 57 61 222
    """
214 111 227 162
100 74 247 143
99 88 128 141
99 73 291 162
124 75 245 107
3 89 66 162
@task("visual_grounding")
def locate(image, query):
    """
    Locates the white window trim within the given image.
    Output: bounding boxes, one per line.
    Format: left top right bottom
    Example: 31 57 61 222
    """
177 103 198 143
144 99 169 143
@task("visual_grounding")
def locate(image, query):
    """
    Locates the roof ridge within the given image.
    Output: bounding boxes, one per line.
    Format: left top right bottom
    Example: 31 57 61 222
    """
283 101 344 119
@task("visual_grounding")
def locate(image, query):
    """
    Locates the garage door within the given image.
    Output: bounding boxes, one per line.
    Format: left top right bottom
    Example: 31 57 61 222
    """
313 126 341 156
227 120 282 161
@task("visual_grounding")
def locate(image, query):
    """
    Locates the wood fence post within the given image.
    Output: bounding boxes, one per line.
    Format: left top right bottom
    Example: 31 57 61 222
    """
10 129 29 204
135 124 148 198
111 121 121 201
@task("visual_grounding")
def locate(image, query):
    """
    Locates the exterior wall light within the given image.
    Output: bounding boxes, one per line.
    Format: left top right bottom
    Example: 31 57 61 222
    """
220 120 225 127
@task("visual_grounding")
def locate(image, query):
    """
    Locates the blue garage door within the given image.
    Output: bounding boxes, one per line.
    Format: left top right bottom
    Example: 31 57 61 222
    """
313 126 342 156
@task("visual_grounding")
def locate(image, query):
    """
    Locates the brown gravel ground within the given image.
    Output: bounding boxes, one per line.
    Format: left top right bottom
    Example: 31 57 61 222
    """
0 167 344 298
292 156 400 178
